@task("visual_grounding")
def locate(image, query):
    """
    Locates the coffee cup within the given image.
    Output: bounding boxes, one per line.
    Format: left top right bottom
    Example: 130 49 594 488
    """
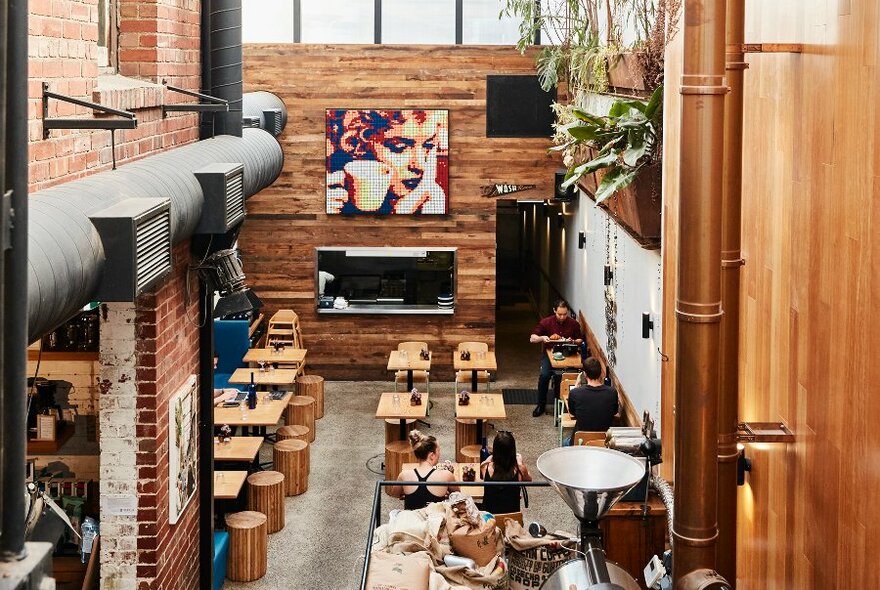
344 160 393 212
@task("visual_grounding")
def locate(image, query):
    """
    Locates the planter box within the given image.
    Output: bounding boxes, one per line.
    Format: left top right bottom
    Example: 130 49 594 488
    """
579 161 662 248
607 51 647 92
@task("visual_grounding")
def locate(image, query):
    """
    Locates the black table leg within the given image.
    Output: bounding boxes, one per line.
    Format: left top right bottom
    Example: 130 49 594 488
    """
406 370 414 391
471 370 478 392
476 419 483 444
399 418 406 441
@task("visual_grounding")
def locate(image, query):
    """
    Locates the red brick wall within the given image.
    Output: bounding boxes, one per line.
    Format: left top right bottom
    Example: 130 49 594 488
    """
28 0 201 191
135 241 200 590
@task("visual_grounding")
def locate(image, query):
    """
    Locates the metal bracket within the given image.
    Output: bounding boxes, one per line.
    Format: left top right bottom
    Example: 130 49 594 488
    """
162 83 228 137
1 190 12 251
736 421 795 443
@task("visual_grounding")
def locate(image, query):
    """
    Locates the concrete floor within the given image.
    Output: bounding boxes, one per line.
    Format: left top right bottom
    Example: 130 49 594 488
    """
224 297 579 589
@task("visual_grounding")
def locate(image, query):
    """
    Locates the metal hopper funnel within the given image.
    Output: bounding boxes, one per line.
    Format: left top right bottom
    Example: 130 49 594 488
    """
536 446 645 523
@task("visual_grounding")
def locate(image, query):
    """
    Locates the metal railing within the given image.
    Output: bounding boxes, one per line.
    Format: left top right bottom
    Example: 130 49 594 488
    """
360 479 552 590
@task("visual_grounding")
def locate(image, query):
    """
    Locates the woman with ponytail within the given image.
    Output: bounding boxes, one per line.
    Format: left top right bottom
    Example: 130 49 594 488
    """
388 430 458 509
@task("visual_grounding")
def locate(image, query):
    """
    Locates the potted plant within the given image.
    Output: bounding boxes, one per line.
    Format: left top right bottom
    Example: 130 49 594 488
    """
555 85 664 243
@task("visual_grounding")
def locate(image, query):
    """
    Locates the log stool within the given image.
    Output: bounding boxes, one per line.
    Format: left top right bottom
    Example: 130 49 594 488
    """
274 439 309 496
296 375 325 419
225 511 268 582
384 418 416 445
455 418 477 461
246 471 285 534
384 440 415 494
286 395 316 442
458 444 482 464
276 425 310 473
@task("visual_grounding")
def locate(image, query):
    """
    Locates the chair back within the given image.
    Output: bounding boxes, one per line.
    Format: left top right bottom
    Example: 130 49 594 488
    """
559 377 578 406
573 431 606 446
585 439 606 447
457 341 488 353
398 341 428 353
493 511 524 534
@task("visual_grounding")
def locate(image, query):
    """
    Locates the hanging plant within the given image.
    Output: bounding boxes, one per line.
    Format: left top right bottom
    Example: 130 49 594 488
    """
554 84 663 204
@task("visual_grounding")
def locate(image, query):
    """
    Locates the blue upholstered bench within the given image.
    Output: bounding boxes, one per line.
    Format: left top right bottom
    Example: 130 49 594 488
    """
213 531 229 589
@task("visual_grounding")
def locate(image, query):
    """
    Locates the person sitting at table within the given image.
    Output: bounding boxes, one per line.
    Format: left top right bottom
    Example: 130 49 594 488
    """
479 431 532 515
529 299 583 417
566 357 619 445
388 430 458 509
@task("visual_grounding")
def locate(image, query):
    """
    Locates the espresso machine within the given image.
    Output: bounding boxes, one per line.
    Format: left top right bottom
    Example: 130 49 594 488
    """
536 446 645 590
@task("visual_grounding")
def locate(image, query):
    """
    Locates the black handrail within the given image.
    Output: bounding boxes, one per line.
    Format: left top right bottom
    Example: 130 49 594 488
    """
360 479 552 590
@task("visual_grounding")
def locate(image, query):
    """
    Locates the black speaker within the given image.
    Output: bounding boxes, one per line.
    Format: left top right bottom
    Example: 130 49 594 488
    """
486 75 556 138
553 169 576 202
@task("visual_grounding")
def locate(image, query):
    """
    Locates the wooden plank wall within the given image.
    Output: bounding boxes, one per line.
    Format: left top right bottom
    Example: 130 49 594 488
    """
242 45 556 380
662 0 879 586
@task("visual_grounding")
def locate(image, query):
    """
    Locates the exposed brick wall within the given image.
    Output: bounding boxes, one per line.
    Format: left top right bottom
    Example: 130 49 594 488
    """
134 241 200 590
28 0 201 191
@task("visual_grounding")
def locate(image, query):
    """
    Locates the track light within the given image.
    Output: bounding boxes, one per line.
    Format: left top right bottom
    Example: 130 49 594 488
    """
736 443 752 486
196 249 262 318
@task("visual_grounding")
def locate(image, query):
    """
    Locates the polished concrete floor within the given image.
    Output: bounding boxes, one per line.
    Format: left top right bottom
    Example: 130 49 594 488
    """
224 298 579 589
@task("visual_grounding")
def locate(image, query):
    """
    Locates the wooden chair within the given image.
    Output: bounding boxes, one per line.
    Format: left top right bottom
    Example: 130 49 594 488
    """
493 511 524 535
556 376 578 446
394 341 430 392
454 342 492 392
573 431 606 446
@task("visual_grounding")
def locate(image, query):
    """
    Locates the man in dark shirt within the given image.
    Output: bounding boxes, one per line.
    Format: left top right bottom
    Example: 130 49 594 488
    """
529 299 583 417
568 357 618 440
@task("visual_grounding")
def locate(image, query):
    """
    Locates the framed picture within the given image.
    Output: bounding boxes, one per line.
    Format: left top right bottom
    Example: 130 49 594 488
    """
325 109 449 215
169 375 197 525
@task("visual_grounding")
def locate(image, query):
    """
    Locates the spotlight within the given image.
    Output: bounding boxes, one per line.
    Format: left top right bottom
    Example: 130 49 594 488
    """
641 312 654 339
556 212 565 229
578 231 586 249
196 249 263 318
603 265 613 286
736 443 752 486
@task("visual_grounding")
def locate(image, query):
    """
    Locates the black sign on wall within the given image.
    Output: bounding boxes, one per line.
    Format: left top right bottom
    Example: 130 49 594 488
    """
485 75 557 138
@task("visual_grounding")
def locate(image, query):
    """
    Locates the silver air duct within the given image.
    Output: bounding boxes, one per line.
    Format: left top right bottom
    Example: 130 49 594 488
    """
242 91 288 136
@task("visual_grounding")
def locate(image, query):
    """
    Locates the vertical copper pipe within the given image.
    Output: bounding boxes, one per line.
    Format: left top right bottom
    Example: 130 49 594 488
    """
716 0 747 585
673 0 728 585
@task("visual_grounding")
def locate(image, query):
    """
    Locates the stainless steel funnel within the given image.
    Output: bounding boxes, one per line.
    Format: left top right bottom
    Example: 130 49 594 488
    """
536 446 645 522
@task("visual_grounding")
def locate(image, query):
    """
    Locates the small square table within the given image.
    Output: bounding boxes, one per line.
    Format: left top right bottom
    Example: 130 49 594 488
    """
545 348 583 371
213 470 248 500
452 351 497 392
243 347 307 367
214 436 263 470
386 350 431 391
375 392 430 440
214 392 292 437
228 368 300 389
455 394 506 443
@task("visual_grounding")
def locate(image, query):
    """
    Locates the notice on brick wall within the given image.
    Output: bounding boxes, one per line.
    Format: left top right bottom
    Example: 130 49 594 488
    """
104 494 137 517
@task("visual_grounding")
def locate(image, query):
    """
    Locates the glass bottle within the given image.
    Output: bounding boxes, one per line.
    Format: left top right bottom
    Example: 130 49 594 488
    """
247 372 258 409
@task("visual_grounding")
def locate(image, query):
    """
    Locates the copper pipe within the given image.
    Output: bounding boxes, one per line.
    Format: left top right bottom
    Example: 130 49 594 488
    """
673 0 729 585
717 0 747 585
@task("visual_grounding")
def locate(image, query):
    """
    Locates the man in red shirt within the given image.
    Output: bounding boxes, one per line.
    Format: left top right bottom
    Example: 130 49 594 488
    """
529 299 583 417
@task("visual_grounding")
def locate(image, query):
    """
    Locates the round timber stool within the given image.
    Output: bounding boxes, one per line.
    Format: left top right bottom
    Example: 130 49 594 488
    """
274 439 309 496
384 418 416 445
454 418 477 461
246 471 285 534
225 511 268 582
458 444 482 464
286 395 316 442
275 425 310 473
296 375 325 419
384 440 415 495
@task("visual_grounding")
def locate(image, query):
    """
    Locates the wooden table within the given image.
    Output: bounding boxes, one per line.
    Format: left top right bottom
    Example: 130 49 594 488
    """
214 392 292 437
455 394 506 443
453 351 498 392
386 350 431 391
243 347 307 367
214 470 248 500
214 436 263 467
375 392 430 440
402 462 483 500
545 348 583 371
228 368 300 389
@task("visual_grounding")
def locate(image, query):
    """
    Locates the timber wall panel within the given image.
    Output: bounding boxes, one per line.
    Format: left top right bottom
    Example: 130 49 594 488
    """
662 0 879 586
242 44 555 380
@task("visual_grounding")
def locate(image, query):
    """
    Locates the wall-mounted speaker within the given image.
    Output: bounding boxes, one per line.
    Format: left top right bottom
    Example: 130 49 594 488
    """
553 169 576 202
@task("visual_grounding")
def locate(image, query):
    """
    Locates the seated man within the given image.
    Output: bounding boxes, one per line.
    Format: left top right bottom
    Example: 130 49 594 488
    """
529 299 583 417
567 357 619 444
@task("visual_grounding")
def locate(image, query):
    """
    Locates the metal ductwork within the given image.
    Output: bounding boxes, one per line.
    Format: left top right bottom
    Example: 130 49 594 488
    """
27 128 282 342
194 163 246 233
210 0 243 137
242 91 288 137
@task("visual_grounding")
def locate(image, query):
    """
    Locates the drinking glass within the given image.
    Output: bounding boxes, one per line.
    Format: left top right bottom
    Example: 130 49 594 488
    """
258 360 266 372
239 400 248 421
400 350 408 363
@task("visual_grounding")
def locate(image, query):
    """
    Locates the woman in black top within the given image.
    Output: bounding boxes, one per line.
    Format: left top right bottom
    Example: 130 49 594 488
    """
388 430 458 510
480 431 533 515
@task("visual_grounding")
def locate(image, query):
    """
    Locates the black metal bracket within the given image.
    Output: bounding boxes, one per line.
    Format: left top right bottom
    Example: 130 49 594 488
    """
42 83 138 170
1 190 12 251
162 82 228 129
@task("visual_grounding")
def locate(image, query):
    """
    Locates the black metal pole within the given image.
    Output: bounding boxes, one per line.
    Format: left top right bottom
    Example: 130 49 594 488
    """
1 0 28 561
0 0 8 560
197 283 215 590
199 0 213 141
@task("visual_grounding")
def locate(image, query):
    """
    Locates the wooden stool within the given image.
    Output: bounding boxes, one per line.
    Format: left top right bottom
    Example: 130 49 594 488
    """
276 425 310 473
274 439 309 496
225 511 268 582
246 471 285 534
459 444 482 464
455 418 477 461
286 395 316 442
384 418 416 445
384 440 415 493
296 375 325 419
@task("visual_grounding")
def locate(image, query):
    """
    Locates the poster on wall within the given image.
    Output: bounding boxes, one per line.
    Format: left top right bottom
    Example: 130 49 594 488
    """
169 375 197 525
325 109 449 215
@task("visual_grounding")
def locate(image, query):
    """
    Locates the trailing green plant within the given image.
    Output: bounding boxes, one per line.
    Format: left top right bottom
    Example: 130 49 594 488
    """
554 84 663 204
